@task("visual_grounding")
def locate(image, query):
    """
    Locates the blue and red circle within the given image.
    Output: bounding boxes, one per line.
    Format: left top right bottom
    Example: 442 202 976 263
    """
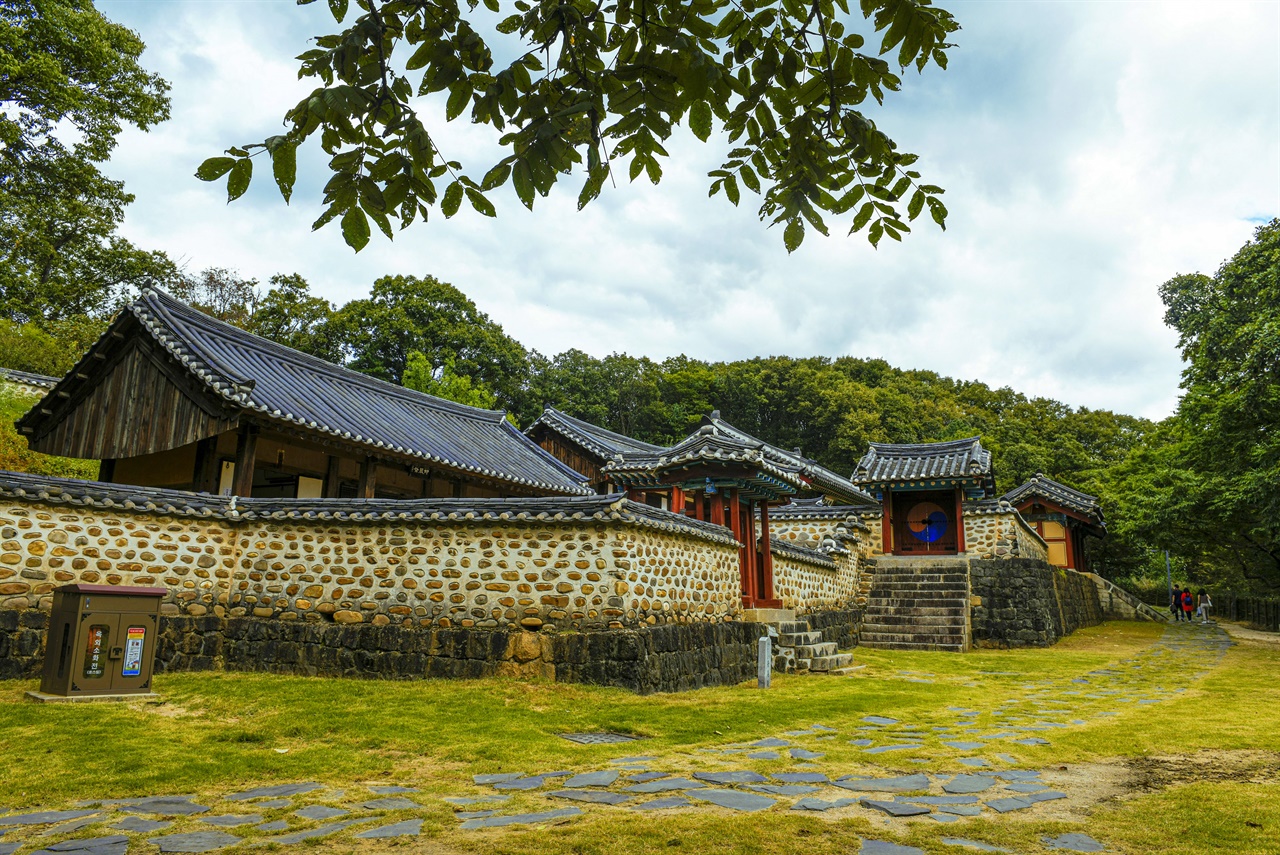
907 502 949 543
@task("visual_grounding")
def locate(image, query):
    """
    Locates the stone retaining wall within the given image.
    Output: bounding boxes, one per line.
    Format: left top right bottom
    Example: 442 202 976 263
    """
969 558 1104 647
804 607 863 650
0 608 767 695
1084 573 1165 622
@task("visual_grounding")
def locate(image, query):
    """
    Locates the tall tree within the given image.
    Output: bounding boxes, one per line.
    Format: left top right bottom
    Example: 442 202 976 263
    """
0 0 174 322
245 274 343 363
331 274 530 410
200 0 957 253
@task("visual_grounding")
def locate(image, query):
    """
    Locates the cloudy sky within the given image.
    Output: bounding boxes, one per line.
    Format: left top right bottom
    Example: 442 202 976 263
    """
97 0 1278 421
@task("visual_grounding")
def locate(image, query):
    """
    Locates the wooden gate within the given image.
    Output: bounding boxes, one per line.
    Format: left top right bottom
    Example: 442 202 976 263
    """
891 490 959 555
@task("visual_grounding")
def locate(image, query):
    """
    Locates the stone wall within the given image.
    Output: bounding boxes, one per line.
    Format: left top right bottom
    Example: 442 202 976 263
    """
969 558 1104 647
804 607 863 650
0 477 744 632
0 608 765 695
963 507 1049 562
770 545 860 614
1084 573 1166 622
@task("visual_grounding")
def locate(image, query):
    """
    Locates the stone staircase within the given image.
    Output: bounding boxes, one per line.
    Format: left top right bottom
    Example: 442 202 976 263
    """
771 618 858 675
859 557 972 652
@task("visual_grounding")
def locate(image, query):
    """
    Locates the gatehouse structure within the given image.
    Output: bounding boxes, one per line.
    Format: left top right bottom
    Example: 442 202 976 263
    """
0 291 1152 692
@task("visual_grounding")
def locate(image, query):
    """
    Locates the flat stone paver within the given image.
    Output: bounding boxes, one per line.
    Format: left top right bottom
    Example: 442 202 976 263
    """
900 796 978 805
250 799 291 809
936 804 983 816
940 839 1008 852
492 777 545 791
835 774 930 792
624 778 704 794
775 772 828 783
626 773 669 783
150 831 242 853
442 796 510 806
354 819 423 839
943 741 986 750
985 797 1033 813
746 784 820 796
226 783 322 801
789 748 824 760
41 816 102 836
747 751 780 760
563 771 619 788
367 786 417 795
549 790 632 805
42 836 129 852
255 818 374 844
864 745 917 755
1044 833 1105 852
690 789 775 812
0 844 18 855
456 810 497 820
943 775 997 795
254 821 288 832
791 797 858 812
362 797 419 810
860 799 931 817
1 810 97 826
860 838 925 855
472 773 524 785
630 797 691 811
199 815 262 827
120 797 210 817
459 808 582 829
110 817 171 833
750 738 789 748
692 771 767 785
862 716 900 726
958 758 991 768
293 806 347 820
1004 782 1047 793
1023 790 1067 803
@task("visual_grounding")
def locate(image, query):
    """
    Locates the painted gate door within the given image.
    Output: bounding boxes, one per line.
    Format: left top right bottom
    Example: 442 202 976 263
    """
892 490 959 555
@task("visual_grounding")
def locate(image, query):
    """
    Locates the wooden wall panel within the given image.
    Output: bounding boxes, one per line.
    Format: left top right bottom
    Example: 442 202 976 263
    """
29 343 237 460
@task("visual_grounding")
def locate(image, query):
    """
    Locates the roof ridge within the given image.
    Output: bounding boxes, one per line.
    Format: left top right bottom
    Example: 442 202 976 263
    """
538 407 668 453
140 288 509 423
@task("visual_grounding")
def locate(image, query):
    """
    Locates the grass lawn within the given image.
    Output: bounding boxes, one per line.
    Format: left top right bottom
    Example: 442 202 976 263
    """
1 620 1277 854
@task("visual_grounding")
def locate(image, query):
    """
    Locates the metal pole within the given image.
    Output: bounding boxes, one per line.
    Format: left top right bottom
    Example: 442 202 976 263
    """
1164 550 1173 616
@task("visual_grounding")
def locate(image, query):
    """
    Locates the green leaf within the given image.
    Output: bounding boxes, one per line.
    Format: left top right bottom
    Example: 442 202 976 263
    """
327 0 348 21
784 218 804 253
483 0 499 10
851 200 875 233
512 160 534 209
446 85 471 121
740 164 761 193
907 189 924 220
341 205 370 251
689 101 712 142
724 174 740 206
928 196 948 229
868 219 884 248
227 158 252 202
272 143 297 203
195 157 236 182
481 162 511 191
441 180 463 217
466 187 496 217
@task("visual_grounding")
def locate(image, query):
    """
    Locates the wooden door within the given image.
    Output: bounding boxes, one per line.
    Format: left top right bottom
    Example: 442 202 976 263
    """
892 490 959 555
1037 520 1069 567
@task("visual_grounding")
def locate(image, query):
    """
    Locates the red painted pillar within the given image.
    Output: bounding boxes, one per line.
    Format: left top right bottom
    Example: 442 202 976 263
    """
881 489 893 555
710 491 725 526
954 488 966 554
671 486 684 514
691 492 704 522
741 498 757 604
1065 522 1077 570
760 501 774 601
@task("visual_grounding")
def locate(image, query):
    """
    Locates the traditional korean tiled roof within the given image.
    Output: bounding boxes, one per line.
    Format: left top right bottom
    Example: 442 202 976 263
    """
24 289 591 497
603 426 806 500
0 367 58 390
766 538 839 570
853 437 993 488
525 407 666 460
702 414 876 506
0 471 737 545
768 497 872 524
1002 473 1105 528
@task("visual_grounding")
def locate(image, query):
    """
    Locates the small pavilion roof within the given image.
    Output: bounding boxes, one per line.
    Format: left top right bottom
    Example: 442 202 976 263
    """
1002 473 1105 529
525 407 666 461
853 437 994 493
0 367 58 390
18 289 591 497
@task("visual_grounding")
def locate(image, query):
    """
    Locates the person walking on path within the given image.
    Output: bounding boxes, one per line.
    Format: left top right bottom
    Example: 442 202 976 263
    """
1171 588 1184 621
1198 589 1213 624
1181 587 1196 623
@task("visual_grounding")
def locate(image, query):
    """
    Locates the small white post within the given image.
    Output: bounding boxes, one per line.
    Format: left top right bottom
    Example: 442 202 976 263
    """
757 634 772 689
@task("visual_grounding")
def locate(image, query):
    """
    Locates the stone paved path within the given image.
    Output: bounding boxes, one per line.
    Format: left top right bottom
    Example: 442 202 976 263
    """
0 624 1230 854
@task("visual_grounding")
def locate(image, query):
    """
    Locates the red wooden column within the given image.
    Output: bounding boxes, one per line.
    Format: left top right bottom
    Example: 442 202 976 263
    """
759 501 775 601
881 489 894 555
1064 522 1077 570
671 486 684 514
953 488 966 554
691 492 704 521
740 497 757 604
709 491 725 526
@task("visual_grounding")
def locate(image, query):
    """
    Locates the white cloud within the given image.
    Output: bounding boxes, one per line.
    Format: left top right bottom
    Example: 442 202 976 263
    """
98 0 1280 421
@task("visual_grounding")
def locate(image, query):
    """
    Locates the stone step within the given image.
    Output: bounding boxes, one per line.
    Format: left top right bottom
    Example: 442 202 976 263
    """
794 658 811 672
862 616 967 629
869 573 970 585
865 601 962 614
779 631 821 646
860 639 968 652
860 631 969 647
808 652 855 672
794 642 838 658
826 664 866 676
774 621 811 635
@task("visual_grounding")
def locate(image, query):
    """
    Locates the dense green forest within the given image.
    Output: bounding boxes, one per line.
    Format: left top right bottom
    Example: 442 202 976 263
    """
2 1 1275 598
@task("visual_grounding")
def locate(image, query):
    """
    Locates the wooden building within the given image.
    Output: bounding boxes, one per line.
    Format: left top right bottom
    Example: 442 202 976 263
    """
15 289 591 500
853 438 995 556
574 410 876 609
1002 474 1105 572
525 407 669 496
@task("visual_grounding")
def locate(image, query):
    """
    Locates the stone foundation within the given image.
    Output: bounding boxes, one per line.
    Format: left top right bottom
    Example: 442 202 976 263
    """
969 559 1104 647
0 608 767 695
